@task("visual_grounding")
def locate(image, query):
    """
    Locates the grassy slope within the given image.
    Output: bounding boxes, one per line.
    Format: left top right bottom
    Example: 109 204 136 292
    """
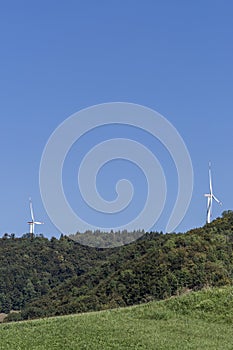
1 286 233 350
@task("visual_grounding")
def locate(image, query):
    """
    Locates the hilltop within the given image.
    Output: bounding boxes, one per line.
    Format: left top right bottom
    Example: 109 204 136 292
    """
1 210 233 322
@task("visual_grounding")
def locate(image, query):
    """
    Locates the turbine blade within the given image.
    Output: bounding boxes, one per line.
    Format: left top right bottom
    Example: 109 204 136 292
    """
209 164 213 195
207 196 212 211
206 196 212 223
34 221 44 225
212 195 222 205
29 199 34 221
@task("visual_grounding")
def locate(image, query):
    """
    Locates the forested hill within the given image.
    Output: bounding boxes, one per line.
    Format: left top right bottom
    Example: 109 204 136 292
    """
1 210 233 322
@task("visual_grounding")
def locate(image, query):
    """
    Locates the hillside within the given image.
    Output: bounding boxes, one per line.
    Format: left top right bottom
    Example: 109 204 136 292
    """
1 286 233 349
1 210 233 322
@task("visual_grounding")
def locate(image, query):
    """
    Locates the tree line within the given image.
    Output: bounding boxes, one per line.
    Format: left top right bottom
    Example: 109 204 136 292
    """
1 211 233 322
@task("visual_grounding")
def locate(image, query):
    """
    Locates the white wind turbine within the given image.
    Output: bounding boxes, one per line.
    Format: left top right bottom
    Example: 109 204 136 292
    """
27 198 44 235
204 162 222 224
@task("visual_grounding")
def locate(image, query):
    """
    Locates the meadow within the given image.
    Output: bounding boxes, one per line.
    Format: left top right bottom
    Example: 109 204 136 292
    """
1 286 233 350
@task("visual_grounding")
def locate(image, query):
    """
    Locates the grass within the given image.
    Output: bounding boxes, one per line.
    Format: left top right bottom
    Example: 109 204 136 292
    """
1 286 233 349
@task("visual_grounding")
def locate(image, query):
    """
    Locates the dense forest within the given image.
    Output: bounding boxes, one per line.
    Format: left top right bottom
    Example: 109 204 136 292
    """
1 210 233 322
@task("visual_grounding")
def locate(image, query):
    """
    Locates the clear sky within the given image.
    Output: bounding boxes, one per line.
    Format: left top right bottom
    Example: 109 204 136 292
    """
0 1 232 238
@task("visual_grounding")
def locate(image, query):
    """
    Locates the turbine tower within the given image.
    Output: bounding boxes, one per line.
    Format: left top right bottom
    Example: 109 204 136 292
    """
204 162 222 224
27 198 43 235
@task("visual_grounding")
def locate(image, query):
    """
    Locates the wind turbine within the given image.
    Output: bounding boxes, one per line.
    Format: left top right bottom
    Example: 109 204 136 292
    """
204 162 222 224
27 198 44 235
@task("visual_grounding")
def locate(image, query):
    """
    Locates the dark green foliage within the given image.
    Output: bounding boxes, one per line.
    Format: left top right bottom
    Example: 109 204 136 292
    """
1 211 233 322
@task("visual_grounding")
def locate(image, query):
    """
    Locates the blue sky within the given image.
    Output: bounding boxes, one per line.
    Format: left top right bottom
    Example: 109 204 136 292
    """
0 1 232 237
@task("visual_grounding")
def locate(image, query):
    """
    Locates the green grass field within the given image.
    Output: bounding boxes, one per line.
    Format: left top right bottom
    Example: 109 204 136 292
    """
1 287 233 350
